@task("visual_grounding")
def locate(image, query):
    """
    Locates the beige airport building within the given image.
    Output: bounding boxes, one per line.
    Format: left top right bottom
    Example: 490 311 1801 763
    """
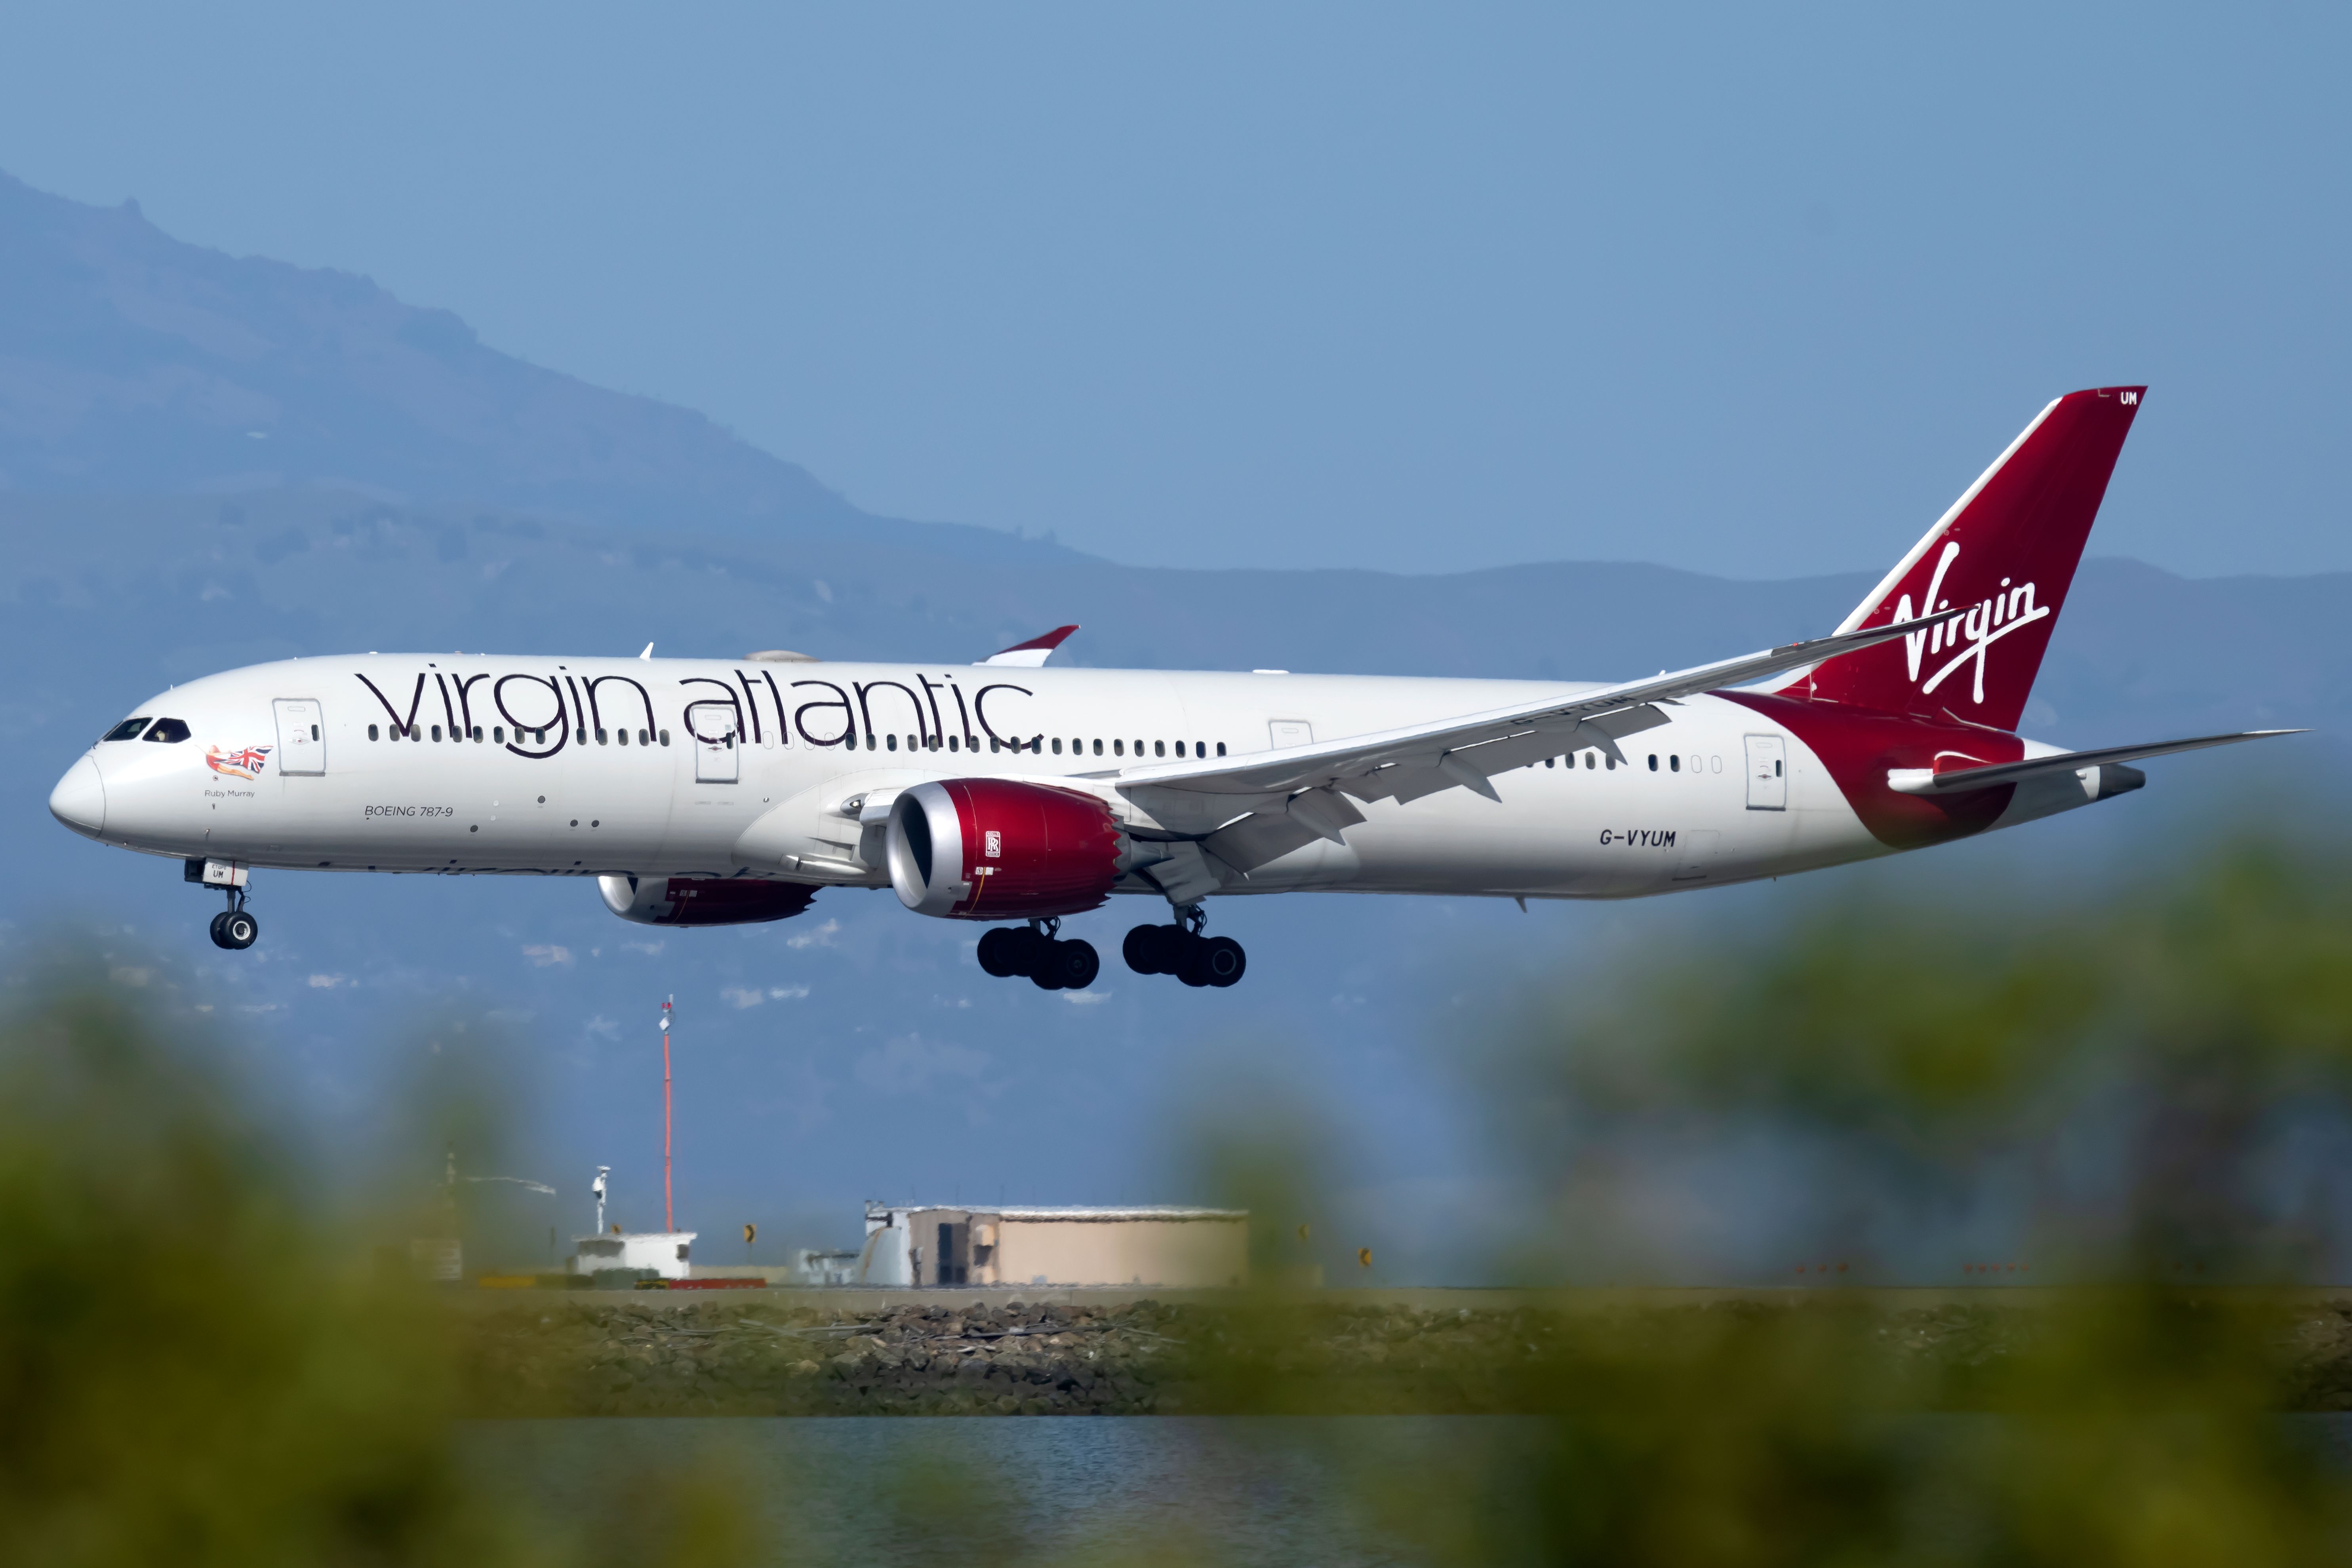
848 1203 1248 1289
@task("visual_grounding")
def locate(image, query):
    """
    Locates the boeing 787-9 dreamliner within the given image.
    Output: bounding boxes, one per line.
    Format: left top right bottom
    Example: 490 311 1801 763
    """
48 387 2293 990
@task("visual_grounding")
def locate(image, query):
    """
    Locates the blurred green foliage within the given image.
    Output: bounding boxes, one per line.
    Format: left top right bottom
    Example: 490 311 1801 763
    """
0 978 764 1568
1492 839 2352 1282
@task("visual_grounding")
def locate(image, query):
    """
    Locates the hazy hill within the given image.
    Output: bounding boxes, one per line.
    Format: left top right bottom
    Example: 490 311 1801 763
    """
0 172 1070 563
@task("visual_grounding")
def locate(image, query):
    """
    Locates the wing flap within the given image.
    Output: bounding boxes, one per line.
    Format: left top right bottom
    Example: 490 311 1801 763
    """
1122 609 1958 803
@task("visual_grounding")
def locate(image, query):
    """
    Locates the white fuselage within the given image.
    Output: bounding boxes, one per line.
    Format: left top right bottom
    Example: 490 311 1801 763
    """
55 653 2098 904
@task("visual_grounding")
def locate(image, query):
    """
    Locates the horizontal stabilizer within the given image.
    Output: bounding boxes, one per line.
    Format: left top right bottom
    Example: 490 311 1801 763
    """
1886 729 2303 795
980 625 1079 667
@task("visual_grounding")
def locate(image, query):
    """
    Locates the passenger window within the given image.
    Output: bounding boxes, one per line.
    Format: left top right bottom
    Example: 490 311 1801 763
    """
494 727 504 743
1545 756 1555 768
433 725 444 742
949 735 960 752
368 724 381 742
144 718 192 744
1113 739 1124 756
1216 742 1226 757
1154 740 1165 757
103 717 151 742
1647 754 1657 771
1175 741 1186 757
1670 755 1679 772
617 729 629 746
1052 738 1063 755
659 730 670 746
887 734 899 752
1092 739 1102 756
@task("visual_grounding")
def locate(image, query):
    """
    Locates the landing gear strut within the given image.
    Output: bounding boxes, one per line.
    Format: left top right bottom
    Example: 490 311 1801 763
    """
976 917 1100 991
208 885 259 951
1122 904 1245 988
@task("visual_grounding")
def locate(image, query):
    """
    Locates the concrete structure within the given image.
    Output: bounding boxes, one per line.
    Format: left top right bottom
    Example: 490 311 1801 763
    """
854 1204 1247 1289
791 1248 863 1286
571 1230 697 1280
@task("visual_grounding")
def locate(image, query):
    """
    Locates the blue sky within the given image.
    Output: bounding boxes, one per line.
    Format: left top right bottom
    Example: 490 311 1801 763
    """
2 3 2344 579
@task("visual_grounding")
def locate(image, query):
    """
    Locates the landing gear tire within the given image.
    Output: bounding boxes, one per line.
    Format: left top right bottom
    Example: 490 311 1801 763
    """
1031 938 1099 992
1179 934 1245 988
1123 923 1184 976
211 908 259 951
977 926 1023 978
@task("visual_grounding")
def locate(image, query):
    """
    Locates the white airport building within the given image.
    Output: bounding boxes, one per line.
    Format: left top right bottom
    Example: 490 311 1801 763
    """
571 1230 697 1280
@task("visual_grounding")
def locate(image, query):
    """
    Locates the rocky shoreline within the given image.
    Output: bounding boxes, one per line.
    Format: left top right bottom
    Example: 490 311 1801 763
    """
461 1296 1198 1417
451 1292 2352 1417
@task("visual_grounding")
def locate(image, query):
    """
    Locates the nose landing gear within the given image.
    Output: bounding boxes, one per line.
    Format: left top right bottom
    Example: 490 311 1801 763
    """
1122 905 1245 988
976 917 1100 991
208 889 259 951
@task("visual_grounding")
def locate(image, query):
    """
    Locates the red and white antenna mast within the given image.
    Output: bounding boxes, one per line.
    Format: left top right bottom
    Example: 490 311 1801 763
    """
660 995 676 1233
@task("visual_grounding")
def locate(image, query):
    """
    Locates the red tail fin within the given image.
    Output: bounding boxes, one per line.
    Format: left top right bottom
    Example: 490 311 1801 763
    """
1790 386 2144 732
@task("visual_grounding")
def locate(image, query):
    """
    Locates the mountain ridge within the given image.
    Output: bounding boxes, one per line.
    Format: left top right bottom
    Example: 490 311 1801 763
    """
0 170 1081 565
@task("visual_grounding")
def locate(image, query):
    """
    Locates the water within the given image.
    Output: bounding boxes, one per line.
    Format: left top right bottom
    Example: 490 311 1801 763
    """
469 1413 2352 1566
466 1414 1521 1566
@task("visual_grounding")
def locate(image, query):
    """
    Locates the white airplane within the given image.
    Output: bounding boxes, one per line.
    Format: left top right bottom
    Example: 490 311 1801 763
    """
49 387 2291 989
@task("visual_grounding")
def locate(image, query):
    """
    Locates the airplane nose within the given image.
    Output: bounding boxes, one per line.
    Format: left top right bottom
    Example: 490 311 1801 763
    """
49 755 106 837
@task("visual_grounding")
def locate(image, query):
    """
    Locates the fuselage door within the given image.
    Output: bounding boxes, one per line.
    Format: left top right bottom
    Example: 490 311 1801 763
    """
1268 719 1314 750
1743 734 1786 811
272 698 325 776
688 702 741 783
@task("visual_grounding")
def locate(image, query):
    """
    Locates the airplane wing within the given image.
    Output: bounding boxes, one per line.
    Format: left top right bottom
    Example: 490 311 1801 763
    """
980 625 1079 667
1887 729 2302 794
1104 609 1960 893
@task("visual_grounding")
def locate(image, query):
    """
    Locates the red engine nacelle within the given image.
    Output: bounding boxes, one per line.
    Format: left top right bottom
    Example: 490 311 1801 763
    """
886 778 1124 920
598 874 819 927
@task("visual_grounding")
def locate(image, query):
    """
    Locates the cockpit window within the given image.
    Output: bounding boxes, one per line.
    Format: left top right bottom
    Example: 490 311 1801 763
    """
102 717 151 742
143 718 193 744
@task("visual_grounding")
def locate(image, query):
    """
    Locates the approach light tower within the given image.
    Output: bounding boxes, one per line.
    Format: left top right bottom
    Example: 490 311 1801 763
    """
660 996 676 1233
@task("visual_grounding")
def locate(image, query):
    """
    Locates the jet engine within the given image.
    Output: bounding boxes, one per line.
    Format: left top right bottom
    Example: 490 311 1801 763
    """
885 778 1124 919
598 874 819 927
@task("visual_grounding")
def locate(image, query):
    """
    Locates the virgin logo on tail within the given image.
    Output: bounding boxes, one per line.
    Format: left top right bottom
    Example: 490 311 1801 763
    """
1894 542 2049 707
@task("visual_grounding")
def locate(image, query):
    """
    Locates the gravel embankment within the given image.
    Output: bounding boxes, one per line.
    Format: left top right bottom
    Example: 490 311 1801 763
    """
461 1297 1195 1416
452 1292 2352 1417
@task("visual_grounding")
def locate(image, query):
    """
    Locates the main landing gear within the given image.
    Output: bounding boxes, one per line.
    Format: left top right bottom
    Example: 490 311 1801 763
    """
977 918 1101 991
1123 906 1246 988
208 887 259 951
